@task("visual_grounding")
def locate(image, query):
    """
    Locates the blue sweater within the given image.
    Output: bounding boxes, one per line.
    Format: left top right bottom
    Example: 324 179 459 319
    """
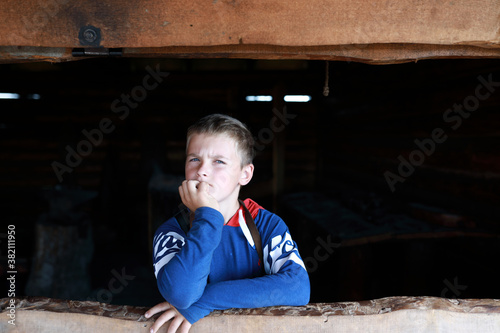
152 198 310 323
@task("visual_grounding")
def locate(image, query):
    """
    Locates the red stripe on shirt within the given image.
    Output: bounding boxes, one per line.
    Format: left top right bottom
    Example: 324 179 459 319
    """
225 198 263 227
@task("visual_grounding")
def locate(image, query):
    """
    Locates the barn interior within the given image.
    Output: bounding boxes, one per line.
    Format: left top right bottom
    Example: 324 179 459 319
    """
1 56 499 306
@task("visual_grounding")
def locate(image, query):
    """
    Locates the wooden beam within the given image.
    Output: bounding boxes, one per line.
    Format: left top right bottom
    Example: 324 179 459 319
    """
0 1 499 63
2 44 500 65
2 296 500 332
1 0 499 48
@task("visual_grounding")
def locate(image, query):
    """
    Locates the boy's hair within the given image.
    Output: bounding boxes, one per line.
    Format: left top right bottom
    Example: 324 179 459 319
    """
187 114 255 166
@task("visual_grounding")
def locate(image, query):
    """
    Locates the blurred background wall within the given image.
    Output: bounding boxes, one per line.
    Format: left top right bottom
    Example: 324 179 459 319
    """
1 58 499 306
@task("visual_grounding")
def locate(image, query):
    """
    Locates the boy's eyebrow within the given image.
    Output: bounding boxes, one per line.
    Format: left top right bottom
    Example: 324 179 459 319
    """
211 154 229 160
186 153 229 160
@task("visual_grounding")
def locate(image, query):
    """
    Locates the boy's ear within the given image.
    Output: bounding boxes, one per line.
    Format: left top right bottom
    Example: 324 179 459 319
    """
239 163 254 186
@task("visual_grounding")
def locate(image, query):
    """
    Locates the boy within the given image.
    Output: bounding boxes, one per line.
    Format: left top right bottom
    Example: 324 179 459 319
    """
145 114 310 333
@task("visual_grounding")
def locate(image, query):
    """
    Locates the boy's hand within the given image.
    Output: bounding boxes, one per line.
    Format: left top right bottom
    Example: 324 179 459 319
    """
179 180 219 212
145 301 192 333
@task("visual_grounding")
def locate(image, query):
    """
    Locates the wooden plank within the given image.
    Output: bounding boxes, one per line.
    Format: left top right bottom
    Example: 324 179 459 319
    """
3 44 500 64
2 296 500 332
2 44 500 64
0 1 500 63
1 0 499 48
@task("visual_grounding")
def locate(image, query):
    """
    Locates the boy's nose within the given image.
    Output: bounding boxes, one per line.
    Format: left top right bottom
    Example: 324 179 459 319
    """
196 163 210 177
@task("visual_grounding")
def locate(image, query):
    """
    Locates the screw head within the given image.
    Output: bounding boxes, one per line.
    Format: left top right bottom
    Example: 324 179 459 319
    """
83 29 97 43
79 25 101 46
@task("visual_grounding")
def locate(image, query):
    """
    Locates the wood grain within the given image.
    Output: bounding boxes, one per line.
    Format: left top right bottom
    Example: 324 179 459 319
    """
1 296 500 332
0 0 499 63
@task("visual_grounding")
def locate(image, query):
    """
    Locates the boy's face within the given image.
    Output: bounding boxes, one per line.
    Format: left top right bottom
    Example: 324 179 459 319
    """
185 133 253 206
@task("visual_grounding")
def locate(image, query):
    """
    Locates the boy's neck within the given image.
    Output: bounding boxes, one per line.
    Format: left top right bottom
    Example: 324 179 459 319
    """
218 198 241 224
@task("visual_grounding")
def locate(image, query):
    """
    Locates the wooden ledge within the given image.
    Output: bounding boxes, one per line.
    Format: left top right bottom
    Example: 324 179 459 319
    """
2 43 500 64
2 296 500 332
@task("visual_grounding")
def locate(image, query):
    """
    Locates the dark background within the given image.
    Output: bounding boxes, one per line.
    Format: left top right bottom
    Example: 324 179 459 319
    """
1 57 499 306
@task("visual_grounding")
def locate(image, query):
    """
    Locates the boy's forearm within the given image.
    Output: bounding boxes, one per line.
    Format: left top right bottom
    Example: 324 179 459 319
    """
176 216 311 324
155 207 225 309
177 265 310 324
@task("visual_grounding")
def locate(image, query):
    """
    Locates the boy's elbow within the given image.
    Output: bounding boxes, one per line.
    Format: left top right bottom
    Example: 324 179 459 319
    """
168 293 195 309
157 276 200 309
296 270 311 305
159 285 200 309
300 286 311 305
298 284 310 305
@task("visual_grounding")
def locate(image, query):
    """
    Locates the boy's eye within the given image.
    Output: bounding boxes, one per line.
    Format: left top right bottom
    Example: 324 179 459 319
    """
189 158 200 162
215 160 225 164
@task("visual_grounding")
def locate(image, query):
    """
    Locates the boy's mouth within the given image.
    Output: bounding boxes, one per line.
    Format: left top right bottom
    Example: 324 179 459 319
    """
193 180 213 188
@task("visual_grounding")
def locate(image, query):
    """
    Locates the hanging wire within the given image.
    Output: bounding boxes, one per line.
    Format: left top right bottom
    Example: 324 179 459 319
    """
323 61 330 97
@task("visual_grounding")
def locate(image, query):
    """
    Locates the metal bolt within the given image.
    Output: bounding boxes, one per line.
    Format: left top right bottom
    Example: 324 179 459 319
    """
83 29 97 43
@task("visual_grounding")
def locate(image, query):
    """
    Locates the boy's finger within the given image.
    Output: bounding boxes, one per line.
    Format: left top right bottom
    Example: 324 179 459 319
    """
166 315 184 333
149 309 175 333
179 185 189 205
180 180 195 198
197 181 209 193
186 180 200 191
145 301 171 318
179 321 192 333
